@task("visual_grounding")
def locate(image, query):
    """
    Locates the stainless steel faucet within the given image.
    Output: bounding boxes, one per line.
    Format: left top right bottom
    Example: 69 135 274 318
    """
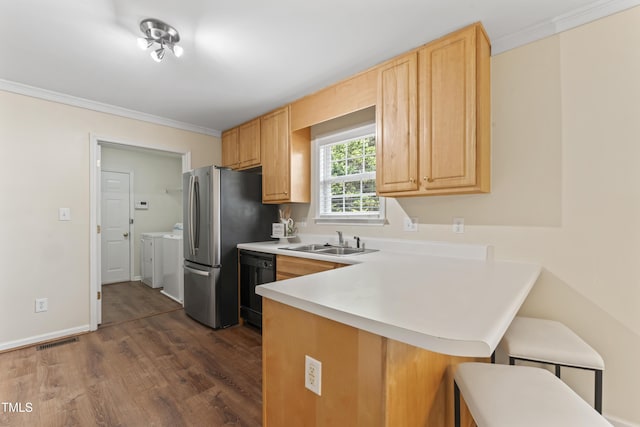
336 231 344 246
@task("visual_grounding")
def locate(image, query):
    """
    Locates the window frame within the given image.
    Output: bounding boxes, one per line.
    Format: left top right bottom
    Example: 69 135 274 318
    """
312 122 386 225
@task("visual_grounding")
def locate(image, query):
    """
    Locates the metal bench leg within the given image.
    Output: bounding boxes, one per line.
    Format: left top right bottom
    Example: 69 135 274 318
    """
509 357 515 365
555 364 561 378
454 381 461 427
595 369 603 414
491 351 495 364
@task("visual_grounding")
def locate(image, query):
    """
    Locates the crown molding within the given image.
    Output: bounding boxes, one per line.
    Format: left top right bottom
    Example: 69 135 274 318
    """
492 0 640 54
0 78 221 137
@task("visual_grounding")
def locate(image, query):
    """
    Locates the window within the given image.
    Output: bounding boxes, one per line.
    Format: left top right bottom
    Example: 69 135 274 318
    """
314 123 385 224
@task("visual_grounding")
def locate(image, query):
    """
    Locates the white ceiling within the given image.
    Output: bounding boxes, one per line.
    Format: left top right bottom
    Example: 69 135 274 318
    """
0 0 637 135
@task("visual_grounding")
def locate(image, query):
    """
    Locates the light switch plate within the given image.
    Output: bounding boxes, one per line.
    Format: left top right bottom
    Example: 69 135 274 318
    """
59 208 71 221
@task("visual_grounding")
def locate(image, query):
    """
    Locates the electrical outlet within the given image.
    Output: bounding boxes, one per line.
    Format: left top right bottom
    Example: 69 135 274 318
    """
403 217 418 232
453 217 465 234
305 355 322 396
35 298 48 313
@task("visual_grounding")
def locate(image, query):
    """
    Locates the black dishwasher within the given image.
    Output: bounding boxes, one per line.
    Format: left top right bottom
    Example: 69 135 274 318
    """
239 250 276 329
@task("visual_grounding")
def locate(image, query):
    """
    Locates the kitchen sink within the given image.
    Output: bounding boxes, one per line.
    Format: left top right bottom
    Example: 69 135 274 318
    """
283 243 328 252
317 247 368 255
283 244 378 256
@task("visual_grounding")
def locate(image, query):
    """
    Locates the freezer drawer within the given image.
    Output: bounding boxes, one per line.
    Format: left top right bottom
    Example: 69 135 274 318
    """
183 260 239 329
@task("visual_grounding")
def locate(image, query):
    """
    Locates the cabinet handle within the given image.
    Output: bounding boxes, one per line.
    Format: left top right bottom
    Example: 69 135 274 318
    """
410 178 415 183
283 191 288 195
424 176 433 183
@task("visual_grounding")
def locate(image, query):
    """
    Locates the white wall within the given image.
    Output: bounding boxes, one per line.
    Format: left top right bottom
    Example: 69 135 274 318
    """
291 8 640 425
0 90 219 349
101 146 183 279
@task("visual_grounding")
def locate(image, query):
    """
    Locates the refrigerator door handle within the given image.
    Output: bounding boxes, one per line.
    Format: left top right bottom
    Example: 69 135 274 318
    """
188 174 196 256
194 176 200 252
184 265 211 277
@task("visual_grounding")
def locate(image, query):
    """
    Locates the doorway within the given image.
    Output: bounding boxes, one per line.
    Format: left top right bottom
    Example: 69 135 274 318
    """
90 135 191 330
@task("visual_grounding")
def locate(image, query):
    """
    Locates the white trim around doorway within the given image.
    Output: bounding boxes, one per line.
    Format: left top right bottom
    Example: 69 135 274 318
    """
89 134 192 331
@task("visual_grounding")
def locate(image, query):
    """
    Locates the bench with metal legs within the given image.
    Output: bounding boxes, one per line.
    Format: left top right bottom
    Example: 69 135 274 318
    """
500 316 605 413
453 362 612 427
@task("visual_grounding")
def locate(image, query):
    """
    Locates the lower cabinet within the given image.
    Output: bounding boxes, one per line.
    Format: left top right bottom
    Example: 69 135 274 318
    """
276 255 345 281
262 299 485 426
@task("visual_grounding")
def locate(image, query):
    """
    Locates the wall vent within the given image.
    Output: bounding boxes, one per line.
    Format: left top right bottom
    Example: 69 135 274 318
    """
36 337 79 351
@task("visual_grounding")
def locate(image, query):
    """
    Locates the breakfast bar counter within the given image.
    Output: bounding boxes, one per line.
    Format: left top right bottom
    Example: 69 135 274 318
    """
238 238 541 426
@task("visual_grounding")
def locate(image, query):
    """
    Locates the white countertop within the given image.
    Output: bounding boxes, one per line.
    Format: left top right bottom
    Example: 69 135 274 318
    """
240 237 541 357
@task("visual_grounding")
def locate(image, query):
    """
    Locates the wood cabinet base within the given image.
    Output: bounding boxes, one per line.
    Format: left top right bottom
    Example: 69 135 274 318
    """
262 299 485 426
275 254 345 281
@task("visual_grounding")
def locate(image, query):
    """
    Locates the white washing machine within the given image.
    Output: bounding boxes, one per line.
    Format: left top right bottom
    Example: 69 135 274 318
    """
141 231 171 288
161 230 184 304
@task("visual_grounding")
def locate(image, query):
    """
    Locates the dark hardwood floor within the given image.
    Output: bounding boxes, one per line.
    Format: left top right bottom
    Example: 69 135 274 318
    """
101 281 182 327
0 291 262 426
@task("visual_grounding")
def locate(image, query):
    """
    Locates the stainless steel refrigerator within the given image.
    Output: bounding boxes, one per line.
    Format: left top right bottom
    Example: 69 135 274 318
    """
183 166 277 329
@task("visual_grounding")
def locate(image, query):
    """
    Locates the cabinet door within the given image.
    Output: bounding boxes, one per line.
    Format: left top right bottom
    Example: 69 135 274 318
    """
261 107 290 202
376 53 419 193
276 255 343 279
238 118 261 169
419 27 476 189
221 128 239 169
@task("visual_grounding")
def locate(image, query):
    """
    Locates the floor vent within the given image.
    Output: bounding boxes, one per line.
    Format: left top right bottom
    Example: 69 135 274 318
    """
36 337 79 351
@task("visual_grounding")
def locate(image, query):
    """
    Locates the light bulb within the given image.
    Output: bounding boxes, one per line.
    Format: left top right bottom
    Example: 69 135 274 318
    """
137 37 152 50
172 45 183 58
150 48 165 62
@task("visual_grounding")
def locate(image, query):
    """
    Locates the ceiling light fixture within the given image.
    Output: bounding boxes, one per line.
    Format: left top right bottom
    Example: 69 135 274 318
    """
137 18 182 62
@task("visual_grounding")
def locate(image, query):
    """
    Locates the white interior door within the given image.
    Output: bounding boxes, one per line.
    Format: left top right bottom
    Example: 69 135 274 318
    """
101 171 131 284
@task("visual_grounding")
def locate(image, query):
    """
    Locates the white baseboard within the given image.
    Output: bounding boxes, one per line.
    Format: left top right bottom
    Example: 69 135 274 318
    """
132 275 142 281
0 325 91 352
607 415 640 427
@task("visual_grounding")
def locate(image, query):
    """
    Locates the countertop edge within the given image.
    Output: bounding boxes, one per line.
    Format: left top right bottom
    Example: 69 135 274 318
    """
256 285 492 358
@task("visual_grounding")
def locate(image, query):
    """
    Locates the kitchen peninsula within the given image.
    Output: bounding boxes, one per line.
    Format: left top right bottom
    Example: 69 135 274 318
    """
239 238 541 426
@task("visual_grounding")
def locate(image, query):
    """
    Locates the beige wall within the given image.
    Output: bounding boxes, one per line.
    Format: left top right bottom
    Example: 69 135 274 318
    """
0 91 219 347
1 7 639 424
101 146 183 278
291 8 640 424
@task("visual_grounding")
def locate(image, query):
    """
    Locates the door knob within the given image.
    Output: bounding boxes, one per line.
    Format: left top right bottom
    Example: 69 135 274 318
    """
123 232 129 237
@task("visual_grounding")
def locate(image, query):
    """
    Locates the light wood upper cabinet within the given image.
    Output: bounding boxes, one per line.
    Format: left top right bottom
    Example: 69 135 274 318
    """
261 107 290 202
221 119 261 170
225 22 489 200
377 23 491 197
290 67 377 131
376 53 419 193
238 118 261 169
261 106 310 204
221 127 239 168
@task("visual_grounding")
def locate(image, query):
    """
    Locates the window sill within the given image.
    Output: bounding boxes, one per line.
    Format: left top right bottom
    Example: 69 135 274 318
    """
314 217 386 226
